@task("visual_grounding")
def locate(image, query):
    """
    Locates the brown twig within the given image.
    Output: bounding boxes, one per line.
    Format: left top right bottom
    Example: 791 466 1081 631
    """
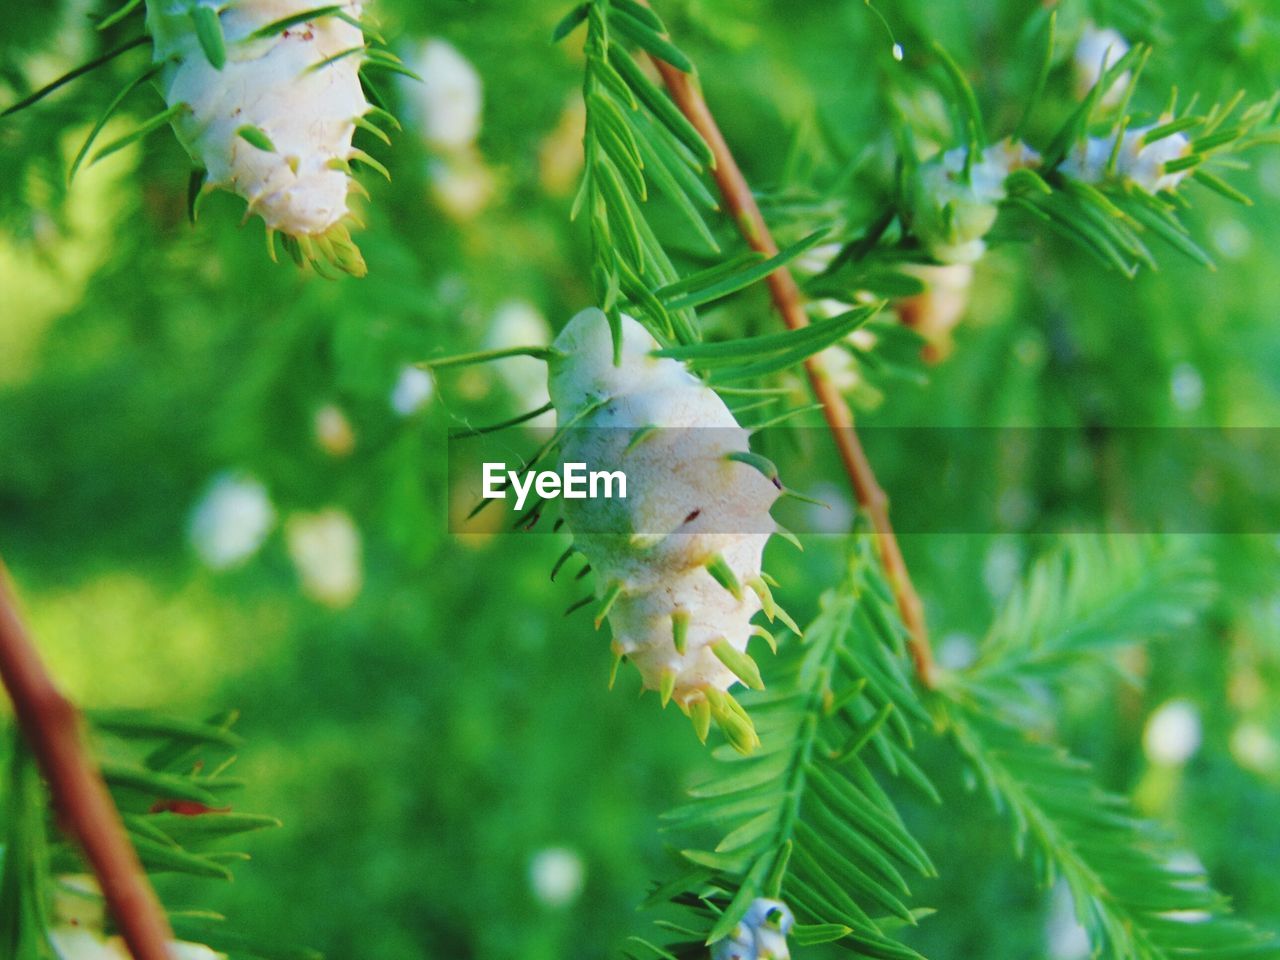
643 46 937 687
0 559 174 959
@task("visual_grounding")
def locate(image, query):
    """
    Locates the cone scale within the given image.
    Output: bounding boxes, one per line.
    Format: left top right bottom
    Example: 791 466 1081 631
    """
548 309 784 752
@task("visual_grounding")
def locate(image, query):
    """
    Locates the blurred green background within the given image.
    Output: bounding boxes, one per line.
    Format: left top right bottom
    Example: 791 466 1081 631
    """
2 0 1279 957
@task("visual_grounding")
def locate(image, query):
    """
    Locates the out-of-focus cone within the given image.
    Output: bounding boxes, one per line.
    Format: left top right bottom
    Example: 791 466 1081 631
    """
286 509 363 608
893 263 974 363
539 94 586 197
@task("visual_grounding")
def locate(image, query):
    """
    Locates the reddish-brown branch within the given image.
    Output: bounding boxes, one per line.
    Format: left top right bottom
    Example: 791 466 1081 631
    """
645 53 936 687
0 560 174 959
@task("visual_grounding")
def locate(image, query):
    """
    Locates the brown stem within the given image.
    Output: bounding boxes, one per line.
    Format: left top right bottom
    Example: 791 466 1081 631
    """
0 559 174 959
642 45 936 686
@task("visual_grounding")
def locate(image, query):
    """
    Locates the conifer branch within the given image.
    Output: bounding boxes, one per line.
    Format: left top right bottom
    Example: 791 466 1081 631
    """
937 538 1279 960
0 559 174 960
638 9 936 687
650 538 936 954
942 706 1280 960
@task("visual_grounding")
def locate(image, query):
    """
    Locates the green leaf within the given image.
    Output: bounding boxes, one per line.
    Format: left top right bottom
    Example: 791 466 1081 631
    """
0 36 150 118
0 741 54 959
1043 42 1149 165
590 92 646 196
609 0 664 32
361 49 422 82
656 250 763 301
169 916 324 960
130 834 233 879
96 0 144 30
631 128 719 252
89 710 244 748
633 108 717 205
551 2 589 41
1142 116 1203 145
124 813 180 847
931 40 985 153
687 756 791 798
707 309 883 383
725 451 779 484
1121 192 1215 266
245 4 345 40
141 812 282 846
792 923 855 946
655 302 872 365
420 345 560 369
1008 194 1137 276
100 761 223 805
595 156 646 270
610 9 693 72
1190 169 1253 205
145 709 239 772
656 231 830 312
1013 9 1055 141
788 842 879 927
705 854 772 942
231 118 279 152
191 5 227 69
610 44 714 167
68 62 165 183
715 811 777 854
91 103 190 165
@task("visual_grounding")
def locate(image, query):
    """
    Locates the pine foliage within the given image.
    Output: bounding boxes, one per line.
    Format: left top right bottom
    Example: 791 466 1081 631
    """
555 0 717 346
938 538 1279 960
1014 29 1280 276
646 537 1277 960
643 537 936 958
4 3 1280 959
945 707 1280 960
787 18 1280 300
0 713 315 960
555 0 844 354
966 536 1215 708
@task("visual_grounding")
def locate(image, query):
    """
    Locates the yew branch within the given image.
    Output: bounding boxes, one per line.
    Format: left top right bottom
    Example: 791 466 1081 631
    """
642 39 936 686
0 559 174 959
